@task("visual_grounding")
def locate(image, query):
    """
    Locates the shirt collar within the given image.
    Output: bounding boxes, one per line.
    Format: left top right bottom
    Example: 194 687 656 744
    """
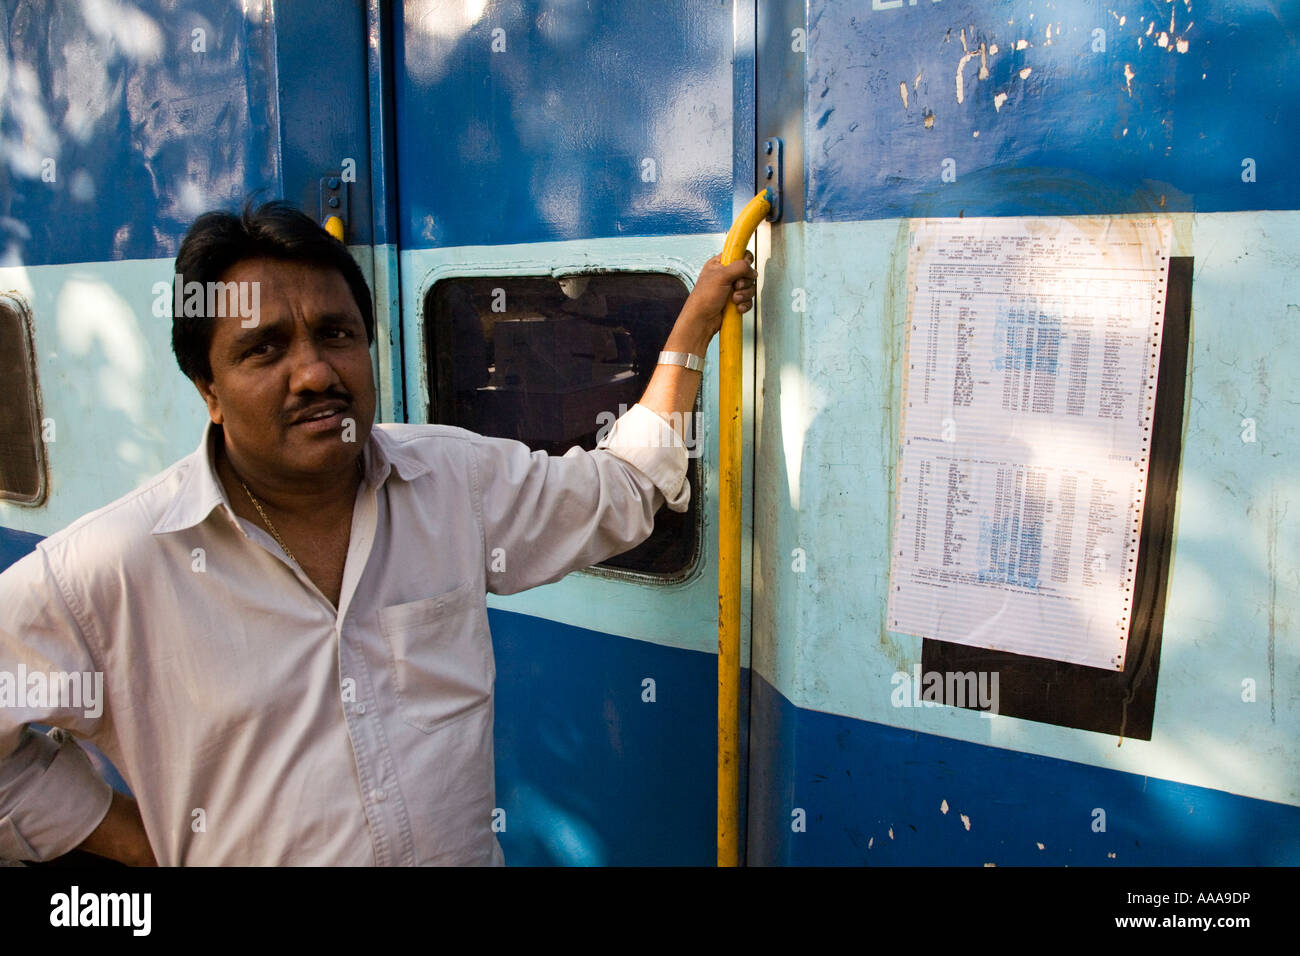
151 420 430 536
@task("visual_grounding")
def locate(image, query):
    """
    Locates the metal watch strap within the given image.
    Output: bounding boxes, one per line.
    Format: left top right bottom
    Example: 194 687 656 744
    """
657 350 705 371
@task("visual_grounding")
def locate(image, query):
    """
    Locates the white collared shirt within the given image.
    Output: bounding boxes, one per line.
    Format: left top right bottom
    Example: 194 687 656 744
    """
0 404 687 865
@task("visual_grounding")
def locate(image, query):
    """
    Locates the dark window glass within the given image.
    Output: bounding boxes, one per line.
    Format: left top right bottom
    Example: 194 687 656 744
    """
0 297 45 505
921 258 1194 739
425 274 700 579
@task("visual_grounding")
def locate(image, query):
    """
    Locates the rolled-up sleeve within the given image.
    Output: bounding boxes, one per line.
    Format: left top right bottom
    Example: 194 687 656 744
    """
0 549 113 861
475 403 689 594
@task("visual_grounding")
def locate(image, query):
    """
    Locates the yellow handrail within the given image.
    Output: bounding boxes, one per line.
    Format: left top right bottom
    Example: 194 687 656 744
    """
717 189 772 867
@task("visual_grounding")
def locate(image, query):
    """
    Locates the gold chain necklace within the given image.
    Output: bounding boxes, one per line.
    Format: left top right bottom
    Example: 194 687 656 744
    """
240 480 300 567
235 457 364 569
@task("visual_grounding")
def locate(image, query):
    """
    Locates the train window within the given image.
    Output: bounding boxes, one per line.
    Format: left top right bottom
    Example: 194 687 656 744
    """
424 273 700 580
921 258 1194 740
0 296 46 505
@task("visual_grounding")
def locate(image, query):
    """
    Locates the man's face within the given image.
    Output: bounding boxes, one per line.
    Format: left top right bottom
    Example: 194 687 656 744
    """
196 257 376 483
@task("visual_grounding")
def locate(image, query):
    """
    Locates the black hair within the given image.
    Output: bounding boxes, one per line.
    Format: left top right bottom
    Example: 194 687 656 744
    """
170 199 374 382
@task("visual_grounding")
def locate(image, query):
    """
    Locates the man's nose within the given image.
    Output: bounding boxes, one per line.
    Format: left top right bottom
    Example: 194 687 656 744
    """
286 337 341 394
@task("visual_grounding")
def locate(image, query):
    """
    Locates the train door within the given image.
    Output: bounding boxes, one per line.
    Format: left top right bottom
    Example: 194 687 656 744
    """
385 1 759 864
742 0 1300 865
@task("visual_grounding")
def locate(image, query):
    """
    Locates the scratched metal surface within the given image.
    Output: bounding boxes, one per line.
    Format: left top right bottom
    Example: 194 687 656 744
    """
393 0 735 249
0 0 372 268
803 0 1300 220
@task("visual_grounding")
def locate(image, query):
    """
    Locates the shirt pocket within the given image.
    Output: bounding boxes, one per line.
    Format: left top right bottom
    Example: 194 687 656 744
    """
378 581 494 734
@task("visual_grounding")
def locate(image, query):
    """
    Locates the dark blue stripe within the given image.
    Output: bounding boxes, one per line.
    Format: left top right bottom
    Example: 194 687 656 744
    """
0 526 41 572
804 0 1300 220
748 672 1300 865
489 606 748 865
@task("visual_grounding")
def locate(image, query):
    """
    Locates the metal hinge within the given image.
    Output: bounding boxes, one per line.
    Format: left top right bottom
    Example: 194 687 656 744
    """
762 137 783 223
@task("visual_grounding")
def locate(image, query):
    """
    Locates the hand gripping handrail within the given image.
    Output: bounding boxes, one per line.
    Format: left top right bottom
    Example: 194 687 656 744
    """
717 189 772 867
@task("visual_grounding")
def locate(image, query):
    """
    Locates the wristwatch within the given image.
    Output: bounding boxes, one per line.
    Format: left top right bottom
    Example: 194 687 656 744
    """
657 350 705 371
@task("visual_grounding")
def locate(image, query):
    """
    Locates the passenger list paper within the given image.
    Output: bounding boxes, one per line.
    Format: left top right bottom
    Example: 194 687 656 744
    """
887 217 1173 671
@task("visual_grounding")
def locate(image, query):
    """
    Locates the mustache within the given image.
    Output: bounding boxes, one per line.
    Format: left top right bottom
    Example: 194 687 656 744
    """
284 389 352 417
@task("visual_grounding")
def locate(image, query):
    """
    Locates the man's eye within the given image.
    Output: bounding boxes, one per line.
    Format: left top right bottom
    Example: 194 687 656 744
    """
243 343 273 359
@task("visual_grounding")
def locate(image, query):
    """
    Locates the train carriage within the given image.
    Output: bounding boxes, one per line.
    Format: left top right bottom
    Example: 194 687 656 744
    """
0 0 1297 866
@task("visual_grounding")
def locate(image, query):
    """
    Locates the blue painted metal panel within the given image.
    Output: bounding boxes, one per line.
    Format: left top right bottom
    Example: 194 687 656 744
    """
0 0 278 266
273 0 374 244
804 0 1300 220
367 0 401 249
490 607 751 866
394 0 734 249
0 526 40 572
748 673 1300 865
0 0 377 268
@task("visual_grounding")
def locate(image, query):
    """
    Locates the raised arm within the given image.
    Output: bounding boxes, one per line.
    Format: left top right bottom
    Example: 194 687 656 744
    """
477 253 756 595
637 251 756 432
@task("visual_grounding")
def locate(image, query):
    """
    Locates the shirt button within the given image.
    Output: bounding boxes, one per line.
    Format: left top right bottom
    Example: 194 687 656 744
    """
371 788 387 802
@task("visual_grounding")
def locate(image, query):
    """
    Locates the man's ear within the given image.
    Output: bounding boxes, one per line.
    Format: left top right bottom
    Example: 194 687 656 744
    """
194 376 223 425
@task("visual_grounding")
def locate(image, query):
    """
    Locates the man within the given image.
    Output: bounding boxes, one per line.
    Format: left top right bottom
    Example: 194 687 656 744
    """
0 201 755 865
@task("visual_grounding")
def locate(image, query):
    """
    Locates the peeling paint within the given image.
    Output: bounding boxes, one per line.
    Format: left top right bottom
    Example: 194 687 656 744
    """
923 111 935 129
900 81 909 109
956 50 977 104
1176 37 1189 53
1037 842 1045 850
1019 66 1032 80
940 799 949 814
1015 38 1028 50
868 836 874 848
1124 63 1136 96
888 826 895 840
994 91 1008 111
960 813 971 831
913 70 922 91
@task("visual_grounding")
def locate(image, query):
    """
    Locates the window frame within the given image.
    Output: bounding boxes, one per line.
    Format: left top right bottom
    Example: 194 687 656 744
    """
0 293 48 507
416 256 708 587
